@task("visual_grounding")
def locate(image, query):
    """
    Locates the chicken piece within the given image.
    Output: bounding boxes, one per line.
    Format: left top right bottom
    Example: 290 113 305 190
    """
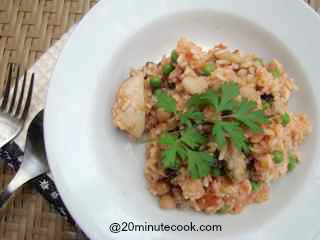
225 145 247 182
182 67 208 94
112 71 145 138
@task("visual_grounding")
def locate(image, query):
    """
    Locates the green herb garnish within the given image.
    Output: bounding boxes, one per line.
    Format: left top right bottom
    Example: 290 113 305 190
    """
187 82 269 152
211 167 222 177
187 150 213 179
187 82 239 112
212 120 249 152
160 128 213 179
180 127 208 150
156 81 270 179
271 68 281 78
187 89 219 110
180 111 205 127
159 133 183 170
218 82 239 112
234 99 270 134
155 89 177 113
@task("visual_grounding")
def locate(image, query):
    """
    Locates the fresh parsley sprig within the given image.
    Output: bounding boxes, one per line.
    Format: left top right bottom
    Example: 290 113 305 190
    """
159 133 181 169
155 89 177 113
234 99 270 134
159 128 214 179
212 120 249 153
186 150 213 179
179 111 205 127
155 82 270 179
187 83 239 112
186 82 269 151
155 89 205 127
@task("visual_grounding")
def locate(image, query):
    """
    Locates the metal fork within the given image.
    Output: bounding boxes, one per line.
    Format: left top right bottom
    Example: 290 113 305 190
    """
0 63 34 148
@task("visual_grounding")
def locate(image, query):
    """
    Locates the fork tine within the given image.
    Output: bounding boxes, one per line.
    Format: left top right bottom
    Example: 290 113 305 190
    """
20 73 34 120
14 70 27 117
8 65 20 114
0 63 14 111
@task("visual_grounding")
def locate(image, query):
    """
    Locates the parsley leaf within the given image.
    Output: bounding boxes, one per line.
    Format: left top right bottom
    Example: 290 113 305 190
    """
221 121 249 153
212 120 226 150
180 111 205 127
162 144 179 169
176 142 187 159
187 93 209 110
159 129 209 177
180 127 207 149
160 133 185 169
204 90 220 110
186 94 204 110
186 90 219 110
234 99 270 133
187 150 213 179
212 120 248 152
187 83 239 112
218 82 239 112
157 81 271 177
159 132 177 145
155 89 176 113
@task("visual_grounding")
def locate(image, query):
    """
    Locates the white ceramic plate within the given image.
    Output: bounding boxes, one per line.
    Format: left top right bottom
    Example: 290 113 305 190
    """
45 0 320 239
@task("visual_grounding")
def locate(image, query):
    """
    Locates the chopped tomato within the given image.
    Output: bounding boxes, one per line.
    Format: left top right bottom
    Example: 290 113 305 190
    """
203 194 220 208
185 52 193 61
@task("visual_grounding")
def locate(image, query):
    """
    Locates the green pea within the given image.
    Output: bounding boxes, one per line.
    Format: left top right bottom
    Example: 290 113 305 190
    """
162 63 174 76
202 63 216 76
271 68 281 78
171 50 178 64
255 58 264 65
211 167 222 177
149 75 161 89
250 181 261 193
288 153 298 172
262 100 272 111
281 112 290 126
217 204 231 214
273 150 284 164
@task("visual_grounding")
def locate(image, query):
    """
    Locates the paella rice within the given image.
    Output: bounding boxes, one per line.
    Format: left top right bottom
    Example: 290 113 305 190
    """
112 38 311 214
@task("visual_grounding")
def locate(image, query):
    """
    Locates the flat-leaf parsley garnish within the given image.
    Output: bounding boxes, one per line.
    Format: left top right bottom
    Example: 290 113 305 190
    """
159 128 214 179
234 99 270 134
180 127 207 150
187 150 214 179
180 111 205 127
155 82 270 178
212 120 248 152
155 89 177 113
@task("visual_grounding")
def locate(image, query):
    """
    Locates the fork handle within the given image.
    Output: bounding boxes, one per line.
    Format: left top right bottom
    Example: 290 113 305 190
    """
0 165 32 208
0 187 13 208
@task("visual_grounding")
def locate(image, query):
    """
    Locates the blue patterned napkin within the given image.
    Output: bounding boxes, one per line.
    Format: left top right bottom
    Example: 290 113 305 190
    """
0 142 75 222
